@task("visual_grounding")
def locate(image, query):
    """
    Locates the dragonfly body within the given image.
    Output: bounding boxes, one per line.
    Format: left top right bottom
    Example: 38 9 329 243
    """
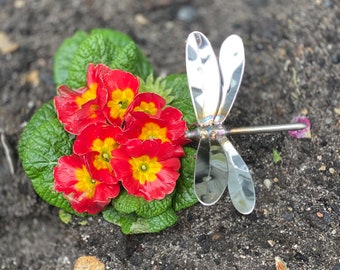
185 31 306 214
185 31 256 214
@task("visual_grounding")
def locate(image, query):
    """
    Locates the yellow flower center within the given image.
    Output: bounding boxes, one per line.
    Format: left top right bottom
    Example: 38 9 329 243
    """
133 101 158 115
75 83 98 108
91 138 118 171
139 122 170 143
129 155 163 184
107 88 135 120
74 165 97 199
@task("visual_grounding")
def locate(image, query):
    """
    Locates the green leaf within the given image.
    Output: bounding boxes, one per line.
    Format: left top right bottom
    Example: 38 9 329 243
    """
65 29 153 89
173 146 198 211
112 190 140 214
112 190 173 218
164 74 196 126
131 208 178 234
103 207 178 234
272 148 282 164
58 209 72 224
102 207 138 233
136 194 173 218
110 42 140 75
90 28 133 47
139 74 174 104
67 32 116 89
18 101 56 154
91 28 153 80
53 31 88 86
20 114 74 212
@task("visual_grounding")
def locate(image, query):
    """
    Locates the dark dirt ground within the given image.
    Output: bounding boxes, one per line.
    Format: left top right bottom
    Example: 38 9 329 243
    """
0 0 339 269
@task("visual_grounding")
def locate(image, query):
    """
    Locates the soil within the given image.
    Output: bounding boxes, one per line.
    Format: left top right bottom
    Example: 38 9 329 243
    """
0 0 339 269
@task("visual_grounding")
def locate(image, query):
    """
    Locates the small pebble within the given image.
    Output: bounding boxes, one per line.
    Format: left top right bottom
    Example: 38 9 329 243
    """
316 211 323 218
263 179 272 190
177 5 197 22
267 239 275 247
275 256 288 270
300 108 308 115
74 256 105 270
325 118 332 124
134 13 150 25
263 209 270 217
319 164 327 171
329 168 335 174
0 32 19 54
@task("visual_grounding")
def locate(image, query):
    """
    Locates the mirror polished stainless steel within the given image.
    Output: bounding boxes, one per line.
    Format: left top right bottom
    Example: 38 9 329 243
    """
214 35 244 124
186 32 221 126
194 133 228 205
218 136 255 214
185 31 307 215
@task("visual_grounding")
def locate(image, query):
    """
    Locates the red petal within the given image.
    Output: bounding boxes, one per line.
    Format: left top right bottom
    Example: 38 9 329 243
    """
160 106 183 122
111 140 182 201
53 154 120 215
102 69 139 93
86 63 111 88
73 123 125 155
126 92 166 118
54 155 82 194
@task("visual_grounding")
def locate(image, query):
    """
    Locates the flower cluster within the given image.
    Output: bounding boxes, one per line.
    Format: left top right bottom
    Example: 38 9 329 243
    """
53 64 187 214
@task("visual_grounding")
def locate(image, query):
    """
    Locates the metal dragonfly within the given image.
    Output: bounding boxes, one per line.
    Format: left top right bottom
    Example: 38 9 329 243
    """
185 31 306 214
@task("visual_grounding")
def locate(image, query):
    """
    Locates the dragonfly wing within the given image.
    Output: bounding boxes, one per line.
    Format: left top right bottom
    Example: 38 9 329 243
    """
194 137 228 205
217 136 255 214
186 31 222 126
214 35 245 124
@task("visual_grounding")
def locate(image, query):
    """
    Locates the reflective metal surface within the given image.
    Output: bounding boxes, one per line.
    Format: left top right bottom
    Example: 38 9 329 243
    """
186 123 308 140
218 136 255 214
194 134 228 205
185 31 307 215
186 32 221 126
214 35 245 124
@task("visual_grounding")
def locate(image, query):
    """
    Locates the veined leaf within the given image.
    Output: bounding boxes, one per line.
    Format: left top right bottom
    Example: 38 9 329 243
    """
103 207 178 234
20 108 75 213
53 31 88 86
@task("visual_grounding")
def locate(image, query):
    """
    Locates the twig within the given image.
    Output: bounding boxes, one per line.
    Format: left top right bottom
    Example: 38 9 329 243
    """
0 129 15 175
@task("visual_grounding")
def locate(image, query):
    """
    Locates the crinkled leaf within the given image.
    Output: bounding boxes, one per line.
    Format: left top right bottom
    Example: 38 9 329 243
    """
103 207 178 234
20 114 74 213
90 28 133 48
164 74 196 126
92 28 153 80
18 101 56 154
173 146 198 211
110 42 140 75
67 33 116 89
110 41 153 80
112 190 140 214
112 190 173 218
136 194 173 218
53 31 88 86
102 207 137 234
